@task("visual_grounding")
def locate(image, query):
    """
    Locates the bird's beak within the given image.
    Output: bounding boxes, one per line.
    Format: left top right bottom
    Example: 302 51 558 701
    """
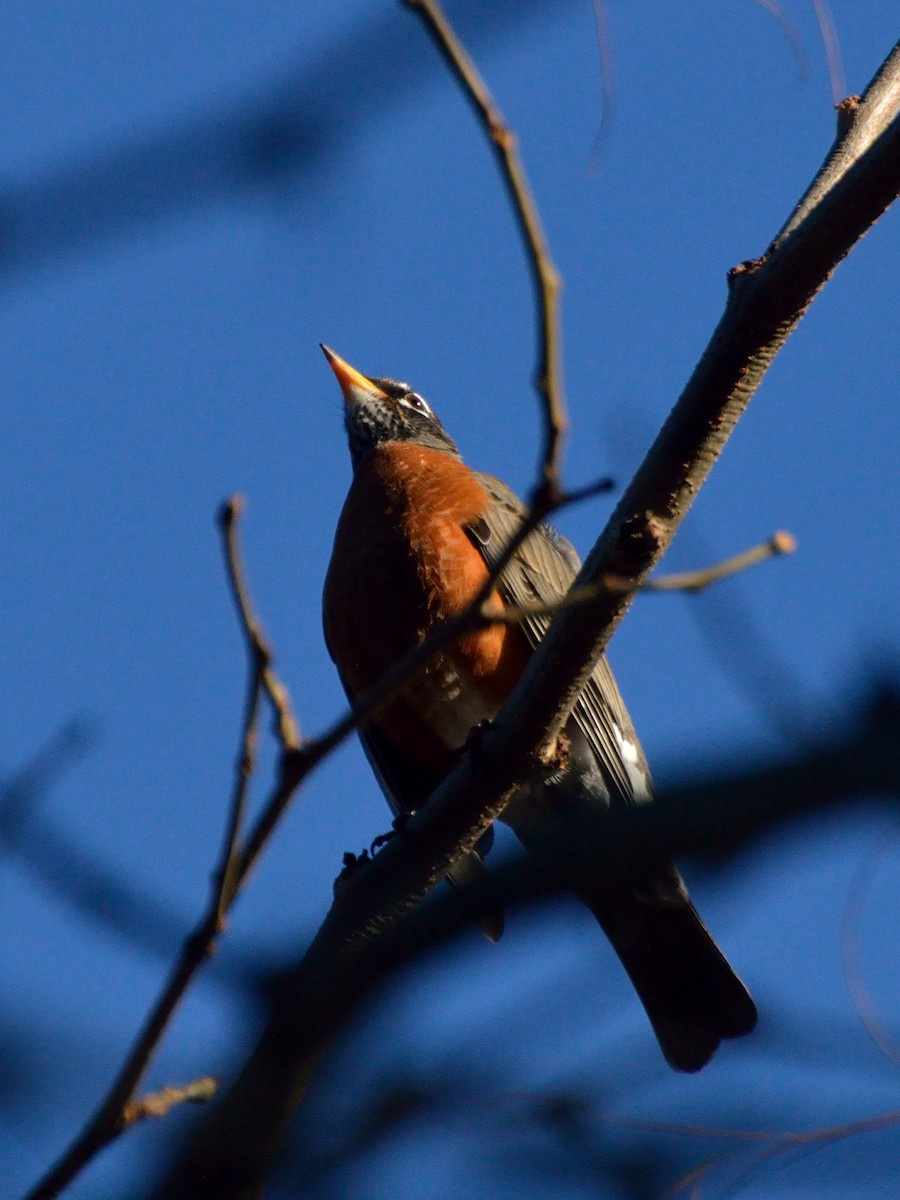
320 344 387 407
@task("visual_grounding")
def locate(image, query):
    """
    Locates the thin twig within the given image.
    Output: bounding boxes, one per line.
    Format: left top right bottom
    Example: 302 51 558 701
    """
840 825 900 1067
123 1078 218 1127
403 0 567 512
23 923 222 1200
667 1108 900 1198
482 530 794 626
215 655 261 922
219 497 302 752
598 1096 900 1197
214 499 269 918
24 504 303 1200
587 0 616 173
608 530 797 594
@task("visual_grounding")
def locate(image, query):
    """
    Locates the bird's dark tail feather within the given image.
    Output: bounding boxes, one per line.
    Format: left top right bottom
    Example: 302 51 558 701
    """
579 877 757 1072
445 845 505 943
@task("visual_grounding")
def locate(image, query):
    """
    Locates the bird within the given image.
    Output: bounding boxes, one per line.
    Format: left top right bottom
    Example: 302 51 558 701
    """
320 344 757 1071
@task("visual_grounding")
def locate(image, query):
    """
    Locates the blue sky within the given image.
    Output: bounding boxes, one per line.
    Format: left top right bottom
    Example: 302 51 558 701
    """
2 3 899 1196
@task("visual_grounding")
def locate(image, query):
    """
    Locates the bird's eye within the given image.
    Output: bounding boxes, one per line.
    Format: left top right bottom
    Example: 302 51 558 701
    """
402 392 431 415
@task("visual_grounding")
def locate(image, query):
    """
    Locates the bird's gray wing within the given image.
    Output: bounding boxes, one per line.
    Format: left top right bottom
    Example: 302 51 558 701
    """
468 472 653 805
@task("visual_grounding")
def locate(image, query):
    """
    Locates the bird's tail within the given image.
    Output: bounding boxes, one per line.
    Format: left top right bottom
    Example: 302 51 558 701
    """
578 871 757 1072
445 841 505 943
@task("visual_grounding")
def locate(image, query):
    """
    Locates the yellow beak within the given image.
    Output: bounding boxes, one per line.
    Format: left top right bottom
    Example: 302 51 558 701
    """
320 344 387 405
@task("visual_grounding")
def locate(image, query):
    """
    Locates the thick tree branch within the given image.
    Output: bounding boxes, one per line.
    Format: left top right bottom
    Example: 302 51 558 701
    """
223 690 900 983
512 43 900 754
154 33 900 1200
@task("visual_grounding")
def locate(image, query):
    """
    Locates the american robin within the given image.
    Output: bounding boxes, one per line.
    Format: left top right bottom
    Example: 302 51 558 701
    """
321 344 756 1071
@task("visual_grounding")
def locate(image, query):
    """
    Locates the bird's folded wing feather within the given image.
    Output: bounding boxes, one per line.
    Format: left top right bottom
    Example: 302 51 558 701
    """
469 472 653 805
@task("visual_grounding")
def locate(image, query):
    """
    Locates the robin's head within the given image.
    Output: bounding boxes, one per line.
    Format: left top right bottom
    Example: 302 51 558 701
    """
321 344 460 470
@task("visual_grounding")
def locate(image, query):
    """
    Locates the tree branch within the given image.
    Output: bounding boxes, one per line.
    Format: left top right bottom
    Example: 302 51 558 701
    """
219 496 302 754
404 0 567 510
612 530 797 594
23 502 303 1200
482 530 795 624
123 1079 218 1128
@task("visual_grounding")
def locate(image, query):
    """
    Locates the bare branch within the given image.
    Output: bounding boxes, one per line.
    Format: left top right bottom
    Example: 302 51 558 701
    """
774 37 899 244
219 497 302 752
511 44 900 757
403 0 567 511
214 498 267 918
840 826 900 1067
481 532 795 627
23 932 222 1200
671 1108 900 1199
123 1078 218 1127
617 530 797 594
22 470 616 1200
23 504 303 1200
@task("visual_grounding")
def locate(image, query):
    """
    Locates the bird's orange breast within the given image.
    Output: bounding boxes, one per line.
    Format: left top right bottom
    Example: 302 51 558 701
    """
323 443 529 772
